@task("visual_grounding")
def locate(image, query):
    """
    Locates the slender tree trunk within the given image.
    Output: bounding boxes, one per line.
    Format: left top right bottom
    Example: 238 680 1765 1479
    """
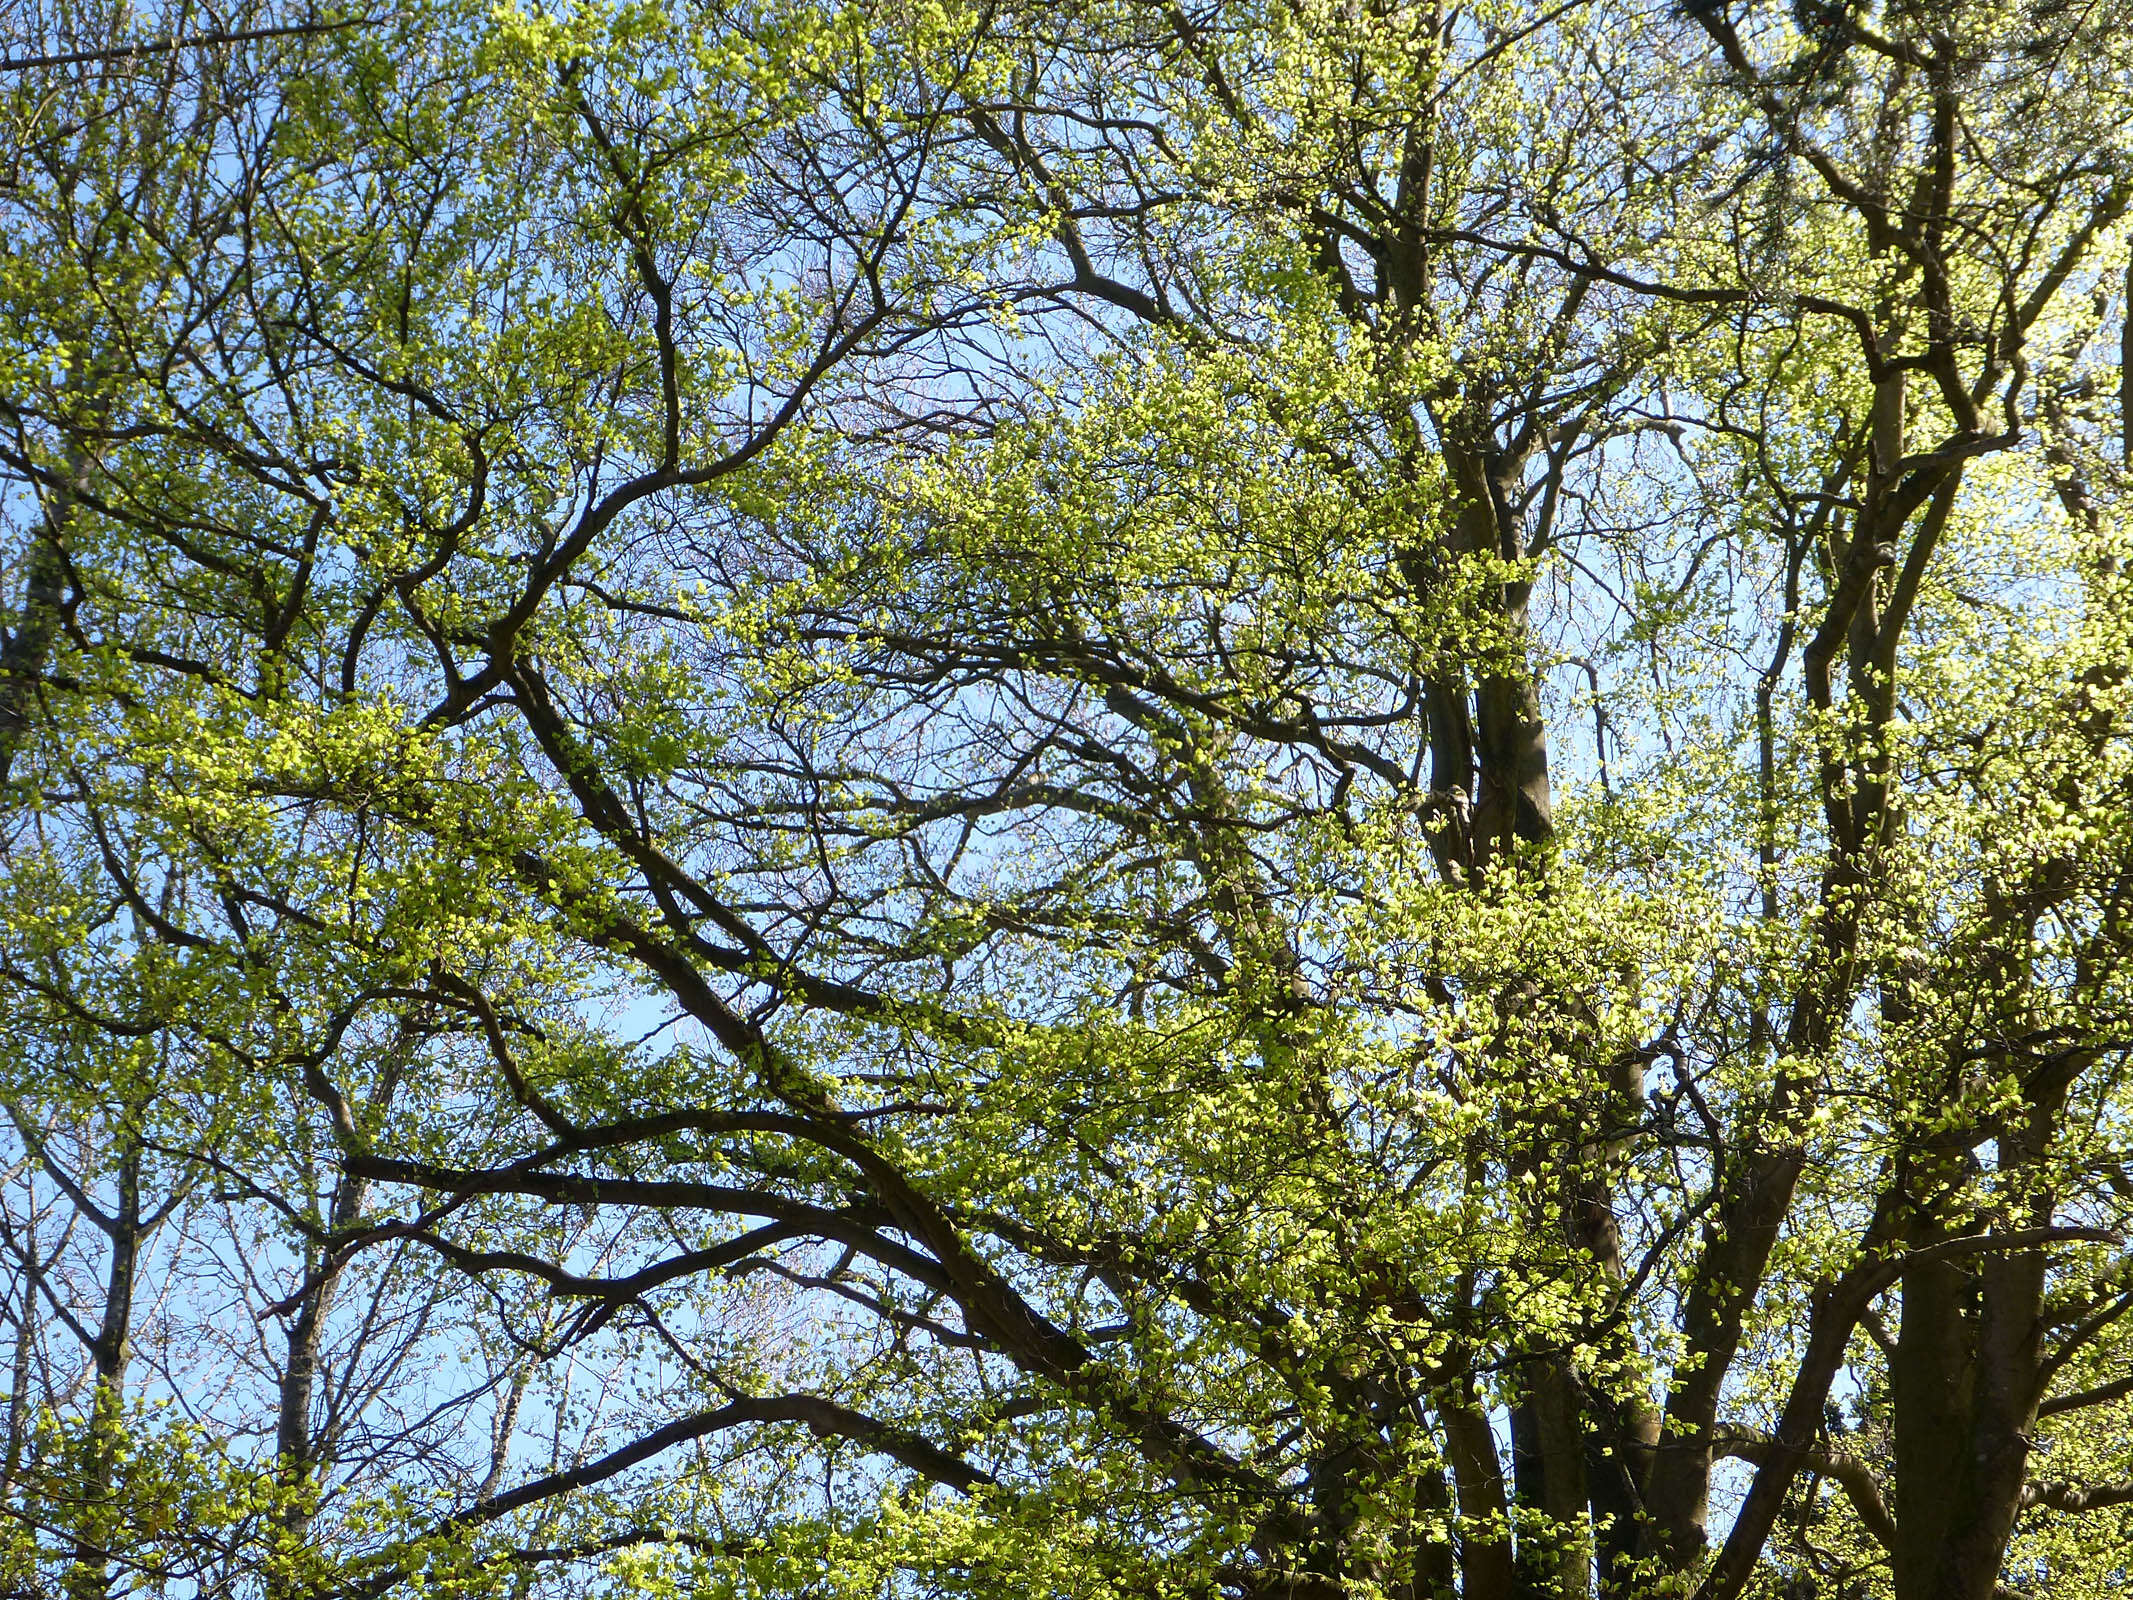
1 1234 41 1497
64 1155 139 1600
267 1249 336 1599
2120 250 2131 470
268 1150 375 1599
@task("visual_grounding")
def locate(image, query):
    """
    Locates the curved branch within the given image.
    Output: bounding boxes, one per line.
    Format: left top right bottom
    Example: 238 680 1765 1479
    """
1714 1424 1895 1551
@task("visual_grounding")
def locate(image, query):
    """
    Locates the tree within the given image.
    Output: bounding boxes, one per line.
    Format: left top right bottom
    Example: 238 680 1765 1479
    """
3 0 2133 1597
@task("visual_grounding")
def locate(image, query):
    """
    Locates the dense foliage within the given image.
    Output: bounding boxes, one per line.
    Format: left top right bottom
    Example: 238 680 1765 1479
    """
5 1 2133 1597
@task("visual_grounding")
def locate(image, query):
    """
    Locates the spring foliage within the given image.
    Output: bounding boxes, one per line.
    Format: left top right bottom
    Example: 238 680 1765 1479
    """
4 1 2133 1597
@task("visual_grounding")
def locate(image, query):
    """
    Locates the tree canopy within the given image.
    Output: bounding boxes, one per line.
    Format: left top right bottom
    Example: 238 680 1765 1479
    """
4 1 2133 1597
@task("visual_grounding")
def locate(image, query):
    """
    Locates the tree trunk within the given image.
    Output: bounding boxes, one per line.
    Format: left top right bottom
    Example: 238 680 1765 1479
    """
1891 1139 1975 1600
64 1154 139 1600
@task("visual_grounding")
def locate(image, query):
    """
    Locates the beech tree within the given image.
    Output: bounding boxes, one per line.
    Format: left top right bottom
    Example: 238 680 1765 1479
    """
3 1 2133 1597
